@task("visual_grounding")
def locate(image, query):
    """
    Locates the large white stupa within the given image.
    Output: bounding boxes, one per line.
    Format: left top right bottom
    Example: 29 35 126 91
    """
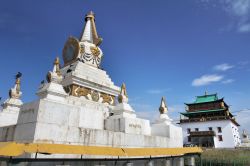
0 11 200 166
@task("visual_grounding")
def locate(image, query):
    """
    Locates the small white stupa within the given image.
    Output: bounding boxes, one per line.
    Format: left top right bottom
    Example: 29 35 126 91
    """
0 73 23 127
105 83 151 135
37 57 67 102
151 97 183 146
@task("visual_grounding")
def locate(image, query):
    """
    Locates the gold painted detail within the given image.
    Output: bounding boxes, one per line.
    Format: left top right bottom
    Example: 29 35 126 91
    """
100 93 113 104
90 46 100 57
66 84 115 105
54 57 61 76
76 87 91 97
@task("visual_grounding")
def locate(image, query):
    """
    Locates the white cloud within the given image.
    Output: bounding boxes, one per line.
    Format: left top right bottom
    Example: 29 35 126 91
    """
146 88 170 94
199 0 250 33
238 23 250 32
213 63 234 71
192 74 224 86
222 79 235 84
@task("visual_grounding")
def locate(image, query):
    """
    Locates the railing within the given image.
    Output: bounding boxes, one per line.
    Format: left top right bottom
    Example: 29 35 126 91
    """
181 116 229 122
190 131 216 137
196 159 250 166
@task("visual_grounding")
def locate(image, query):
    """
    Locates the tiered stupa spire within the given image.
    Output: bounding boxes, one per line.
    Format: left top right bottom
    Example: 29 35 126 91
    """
80 11 102 46
118 83 128 103
159 97 168 114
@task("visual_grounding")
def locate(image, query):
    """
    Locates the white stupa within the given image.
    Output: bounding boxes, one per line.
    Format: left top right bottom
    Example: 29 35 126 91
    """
0 11 191 165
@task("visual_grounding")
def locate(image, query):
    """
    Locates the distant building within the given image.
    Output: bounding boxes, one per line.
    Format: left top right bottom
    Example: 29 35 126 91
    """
180 92 241 148
240 130 250 147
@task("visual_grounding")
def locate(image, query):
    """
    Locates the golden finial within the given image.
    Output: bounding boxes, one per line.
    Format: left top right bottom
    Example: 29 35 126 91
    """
159 97 168 114
54 57 61 76
118 83 128 103
85 11 95 21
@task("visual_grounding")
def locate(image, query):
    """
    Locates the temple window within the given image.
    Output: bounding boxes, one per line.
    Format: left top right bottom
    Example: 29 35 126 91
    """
209 127 213 131
217 127 222 133
187 128 191 134
218 135 223 141
195 128 199 131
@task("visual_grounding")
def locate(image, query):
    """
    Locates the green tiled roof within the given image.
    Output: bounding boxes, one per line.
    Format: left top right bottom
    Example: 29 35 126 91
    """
194 94 218 103
180 108 225 116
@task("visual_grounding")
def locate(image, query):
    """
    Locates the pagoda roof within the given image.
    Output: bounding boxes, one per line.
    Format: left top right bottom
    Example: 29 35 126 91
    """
180 108 225 117
185 93 224 105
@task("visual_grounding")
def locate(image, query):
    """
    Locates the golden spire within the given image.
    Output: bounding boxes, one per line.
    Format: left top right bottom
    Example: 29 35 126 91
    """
81 11 103 46
54 57 61 76
159 97 168 114
118 83 128 103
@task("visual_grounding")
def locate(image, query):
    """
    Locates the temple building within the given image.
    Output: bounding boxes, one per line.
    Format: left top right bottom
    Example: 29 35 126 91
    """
180 92 241 148
0 11 201 166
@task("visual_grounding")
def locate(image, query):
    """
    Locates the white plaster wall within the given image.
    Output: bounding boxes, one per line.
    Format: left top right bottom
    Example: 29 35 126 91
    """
151 123 183 147
0 110 19 127
180 120 238 148
13 100 40 142
105 117 151 135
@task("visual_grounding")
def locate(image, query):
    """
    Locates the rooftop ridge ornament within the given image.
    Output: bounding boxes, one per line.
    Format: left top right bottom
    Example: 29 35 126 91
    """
80 11 103 46
159 96 168 114
118 83 128 103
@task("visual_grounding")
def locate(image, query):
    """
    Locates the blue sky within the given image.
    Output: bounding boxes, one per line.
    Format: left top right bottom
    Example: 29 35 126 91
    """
0 0 250 132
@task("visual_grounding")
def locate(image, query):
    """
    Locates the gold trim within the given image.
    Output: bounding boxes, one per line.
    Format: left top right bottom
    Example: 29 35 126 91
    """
66 84 116 105
77 87 91 97
90 46 100 57
100 93 112 104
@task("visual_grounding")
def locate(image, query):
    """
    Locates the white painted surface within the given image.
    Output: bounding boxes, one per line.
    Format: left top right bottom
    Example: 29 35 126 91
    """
61 61 120 96
0 96 22 127
180 120 241 148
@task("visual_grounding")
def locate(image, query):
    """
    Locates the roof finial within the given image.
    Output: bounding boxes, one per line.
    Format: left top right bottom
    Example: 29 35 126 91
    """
80 11 103 46
118 83 128 103
159 97 168 114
